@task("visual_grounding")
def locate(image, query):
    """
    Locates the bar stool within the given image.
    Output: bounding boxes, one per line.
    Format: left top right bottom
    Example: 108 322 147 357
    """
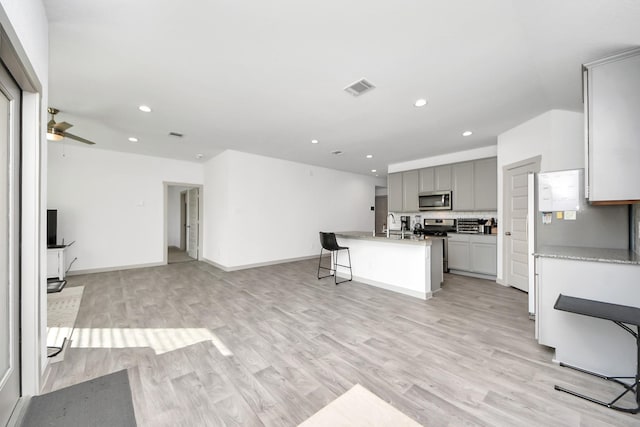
317 232 352 285
554 294 640 414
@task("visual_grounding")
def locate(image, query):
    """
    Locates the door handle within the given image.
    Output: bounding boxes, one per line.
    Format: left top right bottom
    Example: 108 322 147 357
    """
505 232 511 236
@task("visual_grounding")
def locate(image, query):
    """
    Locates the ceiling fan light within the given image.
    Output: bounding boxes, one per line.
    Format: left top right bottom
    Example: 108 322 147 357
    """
47 130 63 141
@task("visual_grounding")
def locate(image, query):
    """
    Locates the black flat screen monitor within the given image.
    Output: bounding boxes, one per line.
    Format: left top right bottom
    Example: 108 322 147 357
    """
47 209 57 247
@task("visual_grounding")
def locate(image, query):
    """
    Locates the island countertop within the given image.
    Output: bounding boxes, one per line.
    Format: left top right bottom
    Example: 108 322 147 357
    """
534 245 640 265
334 231 437 246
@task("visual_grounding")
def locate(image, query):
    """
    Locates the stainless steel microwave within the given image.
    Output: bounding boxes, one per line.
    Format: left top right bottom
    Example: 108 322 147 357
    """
418 190 452 211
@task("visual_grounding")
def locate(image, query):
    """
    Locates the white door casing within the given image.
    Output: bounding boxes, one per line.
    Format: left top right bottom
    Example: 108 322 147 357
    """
0 61 22 426
187 188 199 259
503 158 540 292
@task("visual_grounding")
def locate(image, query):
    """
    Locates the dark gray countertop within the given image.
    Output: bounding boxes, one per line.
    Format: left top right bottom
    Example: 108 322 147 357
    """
335 231 436 246
535 245 640 265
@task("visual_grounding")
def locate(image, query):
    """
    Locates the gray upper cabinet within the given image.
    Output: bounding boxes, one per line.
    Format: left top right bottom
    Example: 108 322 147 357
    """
584 48 640 202
388 173 403 212
388 157 496 212
419 165 451 193
473 157 497 210
419 167 435 192
452 162 474 211
402 170 419 212
434 165 452 191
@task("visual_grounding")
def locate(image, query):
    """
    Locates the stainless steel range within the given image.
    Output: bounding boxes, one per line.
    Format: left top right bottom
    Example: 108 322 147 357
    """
422 219 457 273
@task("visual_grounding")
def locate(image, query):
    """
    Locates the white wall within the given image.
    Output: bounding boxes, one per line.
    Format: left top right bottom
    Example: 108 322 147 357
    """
0 0 49 395
167 185 190 248
388 145 497 173
48 144 203 272
203 150 383 269
496 109 584 281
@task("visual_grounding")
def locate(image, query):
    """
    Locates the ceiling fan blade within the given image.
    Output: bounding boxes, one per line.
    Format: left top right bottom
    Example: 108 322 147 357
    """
53 121 73 132
63 132 96 145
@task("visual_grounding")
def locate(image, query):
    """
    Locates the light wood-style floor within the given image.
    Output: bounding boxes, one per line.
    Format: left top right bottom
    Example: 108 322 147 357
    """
167 246 195 264
44 260 639 426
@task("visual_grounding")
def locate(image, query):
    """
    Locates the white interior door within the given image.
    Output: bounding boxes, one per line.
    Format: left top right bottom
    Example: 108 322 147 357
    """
0 62 22 425
187 188 199 259
180 191 187 250
503 159 539 292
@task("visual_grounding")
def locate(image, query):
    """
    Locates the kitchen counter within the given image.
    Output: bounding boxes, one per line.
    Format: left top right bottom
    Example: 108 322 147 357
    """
333 232 443 300
334 231 438 246
535 245 640 265
535 251 640 377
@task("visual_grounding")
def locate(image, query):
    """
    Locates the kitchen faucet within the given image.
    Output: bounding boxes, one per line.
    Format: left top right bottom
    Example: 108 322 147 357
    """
386 213 395 238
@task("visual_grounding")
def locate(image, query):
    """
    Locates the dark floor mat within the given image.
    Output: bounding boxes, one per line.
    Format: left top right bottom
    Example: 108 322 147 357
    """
21 370 137 427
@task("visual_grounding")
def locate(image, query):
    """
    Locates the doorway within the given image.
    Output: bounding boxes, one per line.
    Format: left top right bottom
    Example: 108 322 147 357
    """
0 60 22 425
374 186 388 234
503 157 540 292
165 184 201 264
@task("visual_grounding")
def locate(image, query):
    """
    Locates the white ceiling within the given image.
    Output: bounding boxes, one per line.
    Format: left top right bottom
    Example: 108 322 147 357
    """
44 0 640 176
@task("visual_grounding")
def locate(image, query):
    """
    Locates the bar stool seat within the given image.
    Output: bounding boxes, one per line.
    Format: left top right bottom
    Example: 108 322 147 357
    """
317 232 352 285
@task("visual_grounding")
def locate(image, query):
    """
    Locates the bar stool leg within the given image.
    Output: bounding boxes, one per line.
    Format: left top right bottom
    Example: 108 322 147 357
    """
554 326 640 414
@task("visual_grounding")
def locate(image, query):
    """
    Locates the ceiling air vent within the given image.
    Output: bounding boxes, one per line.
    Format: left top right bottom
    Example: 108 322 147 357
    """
169 132 184 138
344 78 376 97
330 150 343 155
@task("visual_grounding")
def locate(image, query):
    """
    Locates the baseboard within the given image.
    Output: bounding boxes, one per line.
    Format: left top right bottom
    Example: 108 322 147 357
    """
201 254 322 272
67 261 165 276
40 361 53 392
6 396 31 427
337 273 429 300
448 269 497 282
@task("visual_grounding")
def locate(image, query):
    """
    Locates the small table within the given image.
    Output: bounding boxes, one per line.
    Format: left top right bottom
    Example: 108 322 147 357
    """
554 294 640 414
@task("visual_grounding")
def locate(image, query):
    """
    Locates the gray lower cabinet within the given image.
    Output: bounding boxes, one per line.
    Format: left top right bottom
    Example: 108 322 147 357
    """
469 235 497 275
448 233 497 277
388 172 403 212
402 170 419 211
452 162 474 211
447 235 470 271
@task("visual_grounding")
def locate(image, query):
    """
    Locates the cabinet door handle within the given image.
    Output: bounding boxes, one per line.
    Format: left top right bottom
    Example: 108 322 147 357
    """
505 231 512 236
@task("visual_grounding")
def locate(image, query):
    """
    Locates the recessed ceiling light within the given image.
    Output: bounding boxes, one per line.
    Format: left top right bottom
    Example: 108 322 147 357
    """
138 105 152 113
311 139 319 144
366 154 373 159
196 153 203 159
371 169 377 173
462 130 473 136
414 99 428 107
128 137 138 142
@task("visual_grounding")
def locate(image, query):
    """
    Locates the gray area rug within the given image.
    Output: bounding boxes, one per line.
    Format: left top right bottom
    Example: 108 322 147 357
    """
21 370 136 427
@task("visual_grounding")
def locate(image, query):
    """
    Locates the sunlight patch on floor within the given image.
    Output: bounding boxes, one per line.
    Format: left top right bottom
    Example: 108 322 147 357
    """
70 328 233 356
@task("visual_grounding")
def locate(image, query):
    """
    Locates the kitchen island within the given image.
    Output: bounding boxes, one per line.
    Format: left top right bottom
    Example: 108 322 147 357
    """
535 246 640 377
334 232 443 300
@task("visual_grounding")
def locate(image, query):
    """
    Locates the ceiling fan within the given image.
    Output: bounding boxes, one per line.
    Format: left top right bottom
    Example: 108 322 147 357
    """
47 107 96 145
